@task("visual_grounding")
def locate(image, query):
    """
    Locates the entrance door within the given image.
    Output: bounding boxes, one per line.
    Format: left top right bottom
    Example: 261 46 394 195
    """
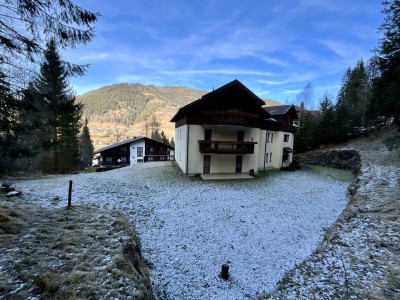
235 155 242 173
203 155 211 174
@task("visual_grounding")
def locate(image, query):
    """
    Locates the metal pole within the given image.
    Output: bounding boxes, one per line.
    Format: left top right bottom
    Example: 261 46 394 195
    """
68 180 72 207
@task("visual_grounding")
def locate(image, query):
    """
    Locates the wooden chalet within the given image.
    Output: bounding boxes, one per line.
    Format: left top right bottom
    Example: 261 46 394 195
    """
171 80 298 175
94 136 174 167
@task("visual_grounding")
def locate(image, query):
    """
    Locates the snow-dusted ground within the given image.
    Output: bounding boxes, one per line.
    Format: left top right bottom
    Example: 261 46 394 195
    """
14 163 352 299
263 128 400 299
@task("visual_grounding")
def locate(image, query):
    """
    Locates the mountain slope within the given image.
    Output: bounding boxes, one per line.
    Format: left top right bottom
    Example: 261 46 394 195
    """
77 83 208 149
77 83 282 150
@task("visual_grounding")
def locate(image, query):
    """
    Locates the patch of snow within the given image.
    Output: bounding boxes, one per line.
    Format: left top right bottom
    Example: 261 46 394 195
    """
16 162 351 299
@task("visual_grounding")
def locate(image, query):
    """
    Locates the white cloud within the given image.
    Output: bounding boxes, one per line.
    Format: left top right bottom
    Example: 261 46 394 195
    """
163 69 273 77
282 88 302 94
320 39 358 58
79 53 109 61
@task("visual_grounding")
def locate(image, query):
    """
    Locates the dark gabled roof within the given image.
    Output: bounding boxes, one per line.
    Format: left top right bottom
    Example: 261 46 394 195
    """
171 79 267 122
201 79 265 105
264 104 298 119
94 136 173 154
264 105 291 115
94 136 145 154
294 105 321 118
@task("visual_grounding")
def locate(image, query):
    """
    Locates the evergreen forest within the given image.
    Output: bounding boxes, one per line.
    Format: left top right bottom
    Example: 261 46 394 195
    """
1 0 399 174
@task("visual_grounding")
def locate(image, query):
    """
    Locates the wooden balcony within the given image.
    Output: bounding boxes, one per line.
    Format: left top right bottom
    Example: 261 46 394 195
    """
201 111 259 127
144 155 175 162
198 140 257 154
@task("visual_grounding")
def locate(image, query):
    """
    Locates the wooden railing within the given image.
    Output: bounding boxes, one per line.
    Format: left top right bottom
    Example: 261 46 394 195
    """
198 140 257 154
144 155 175 162
202 111 259 127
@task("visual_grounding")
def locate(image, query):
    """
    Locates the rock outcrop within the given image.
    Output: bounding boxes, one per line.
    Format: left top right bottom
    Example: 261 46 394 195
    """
295 149 361 174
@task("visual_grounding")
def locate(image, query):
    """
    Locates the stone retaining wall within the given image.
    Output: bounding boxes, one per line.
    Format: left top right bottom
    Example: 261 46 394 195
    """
294 149 361 174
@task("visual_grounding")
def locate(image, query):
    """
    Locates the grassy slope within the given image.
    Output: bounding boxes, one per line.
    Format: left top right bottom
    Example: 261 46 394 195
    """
0 200 152 299
77 83 208 149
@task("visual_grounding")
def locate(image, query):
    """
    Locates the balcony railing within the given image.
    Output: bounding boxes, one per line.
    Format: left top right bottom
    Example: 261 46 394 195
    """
144 155 175 162
198 140 257 154
202 111 259 127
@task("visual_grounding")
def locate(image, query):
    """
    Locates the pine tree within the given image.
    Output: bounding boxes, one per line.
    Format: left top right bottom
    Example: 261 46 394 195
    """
161 130 169 145
315 94 337 145
151 129 162 143
335 60 371 136
294 108 317 152
150 114 160 135
31 39 83 173
80 118 94 168
0 1 97 174
0 0 98 90
371 0 400 124
0 71 17 173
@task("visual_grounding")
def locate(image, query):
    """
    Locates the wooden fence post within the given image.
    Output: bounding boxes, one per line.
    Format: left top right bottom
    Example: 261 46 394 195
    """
221 264 229 280
68 180 73 207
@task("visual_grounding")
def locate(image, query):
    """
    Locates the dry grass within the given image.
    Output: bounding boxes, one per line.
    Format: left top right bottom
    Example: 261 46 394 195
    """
0 198 153 299
261 126 400 299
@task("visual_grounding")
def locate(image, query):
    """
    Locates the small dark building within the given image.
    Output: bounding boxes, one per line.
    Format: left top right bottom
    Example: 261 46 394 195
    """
94 136 174 167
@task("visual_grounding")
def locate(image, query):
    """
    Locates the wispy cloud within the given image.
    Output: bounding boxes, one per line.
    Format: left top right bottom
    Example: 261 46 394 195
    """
282 88 302 95
69 0 383 104
79 53 109 61
319 39 359 58
163 69 273 77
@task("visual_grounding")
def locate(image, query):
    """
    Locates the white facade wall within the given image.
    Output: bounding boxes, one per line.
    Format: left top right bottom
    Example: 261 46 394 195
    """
174 123 295 175
257 130 295 170
175 125 262 175
187 125 205 174
174 125 188 173
209 154 236 174
258 130 268 170
130 140 146 165
244 127 261 173
281 131 295 167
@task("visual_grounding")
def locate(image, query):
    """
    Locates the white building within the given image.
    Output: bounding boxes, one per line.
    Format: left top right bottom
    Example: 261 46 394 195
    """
94 136 174 167
170 80 297 175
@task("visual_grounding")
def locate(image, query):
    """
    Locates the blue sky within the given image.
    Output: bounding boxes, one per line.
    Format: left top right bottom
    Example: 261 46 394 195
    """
67 0 383 107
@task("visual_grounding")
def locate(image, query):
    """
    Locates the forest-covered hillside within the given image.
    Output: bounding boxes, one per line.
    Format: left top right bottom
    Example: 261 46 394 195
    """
76 83 208 149
77 83 282 149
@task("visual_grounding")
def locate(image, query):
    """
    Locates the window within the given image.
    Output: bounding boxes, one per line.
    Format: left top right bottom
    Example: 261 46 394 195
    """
267 133 270 143
205 129 212 140
284 134 290 142
120 146 127 152
137 147 143 157
106 157 112 163
265 153 269 163
121 157 127 162
271 133 274 143
270 152 272 162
